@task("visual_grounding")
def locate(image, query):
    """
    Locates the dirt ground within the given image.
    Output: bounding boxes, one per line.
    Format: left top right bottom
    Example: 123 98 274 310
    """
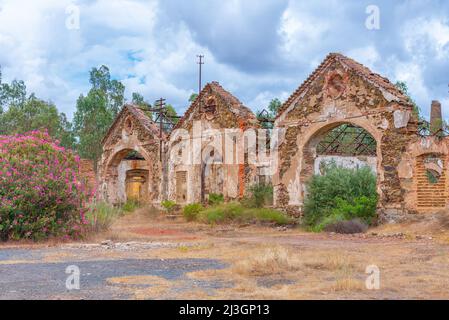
2 207 449 300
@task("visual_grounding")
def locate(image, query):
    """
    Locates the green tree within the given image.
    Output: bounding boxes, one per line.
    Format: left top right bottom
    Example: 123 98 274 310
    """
267 98 282 117
257 98 282 130
0 67 27 114
73 65 125 171
0 67 74 148
395 81 421 118
88 65 125 116
165 104 179 124
0 95 74 147
132 92 152 118
189 93 198 102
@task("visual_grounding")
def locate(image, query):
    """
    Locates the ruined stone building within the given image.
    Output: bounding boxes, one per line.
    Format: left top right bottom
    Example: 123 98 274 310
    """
98 82 259 206
274 53 448 222
98 53 448 222
98 105 165 204
167 82 260 204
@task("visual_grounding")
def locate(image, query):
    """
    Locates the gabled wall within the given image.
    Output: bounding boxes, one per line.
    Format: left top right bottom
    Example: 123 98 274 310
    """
274 58 418 222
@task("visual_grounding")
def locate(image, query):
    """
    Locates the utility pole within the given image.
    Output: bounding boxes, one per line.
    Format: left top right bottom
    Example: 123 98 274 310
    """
155 97 166 161
197 55 204 99
197 55 205 203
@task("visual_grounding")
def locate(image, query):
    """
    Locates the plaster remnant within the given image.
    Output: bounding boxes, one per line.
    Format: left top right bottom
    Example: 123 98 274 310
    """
393 110 410 128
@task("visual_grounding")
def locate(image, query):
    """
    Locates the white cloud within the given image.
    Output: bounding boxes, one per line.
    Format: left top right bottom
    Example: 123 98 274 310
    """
403 17 449 60
0 0 448 122
278 3 329 62
346 46 380 70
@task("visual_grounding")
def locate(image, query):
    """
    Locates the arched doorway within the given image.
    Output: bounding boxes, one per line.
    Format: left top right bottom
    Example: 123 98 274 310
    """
104 148 151 205
201 146 224 202
301 122 380 200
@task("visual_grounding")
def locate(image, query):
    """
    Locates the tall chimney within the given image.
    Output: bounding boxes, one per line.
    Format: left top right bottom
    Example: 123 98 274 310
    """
430 100 443 136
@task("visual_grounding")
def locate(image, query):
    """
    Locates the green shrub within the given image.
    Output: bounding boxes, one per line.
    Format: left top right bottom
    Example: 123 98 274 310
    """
303 162 378 231
310 212 346 232
85 202 123 232
192 202 292 225
245 208 291 225
183 203 204 221
244 183 273 208
161 200 178 213
323 218 368 234
332 196 377 224
121 199 139 212
208 193 224 206
200 202 244 224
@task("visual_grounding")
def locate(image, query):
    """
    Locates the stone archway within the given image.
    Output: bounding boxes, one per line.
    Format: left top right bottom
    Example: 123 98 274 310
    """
103 148 153 205
300 121 381 203
277 118 384 213
302 121 379 180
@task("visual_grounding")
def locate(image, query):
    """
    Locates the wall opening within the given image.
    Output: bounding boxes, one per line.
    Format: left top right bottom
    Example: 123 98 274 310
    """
313 123 377 175
416 153 447 209
105 148 151 205
300 122 380 204
176 171 187 203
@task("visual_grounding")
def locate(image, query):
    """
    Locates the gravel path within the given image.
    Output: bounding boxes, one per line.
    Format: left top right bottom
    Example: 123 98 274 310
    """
0 247 227 300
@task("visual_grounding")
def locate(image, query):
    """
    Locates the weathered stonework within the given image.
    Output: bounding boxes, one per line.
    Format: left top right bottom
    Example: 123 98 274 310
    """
98 105 164 205
167 82 259 204
97 53 448 224
273 53 422 222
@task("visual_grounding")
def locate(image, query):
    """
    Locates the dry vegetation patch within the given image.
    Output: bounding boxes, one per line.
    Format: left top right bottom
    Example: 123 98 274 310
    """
232 246 302 276
304 252 355 272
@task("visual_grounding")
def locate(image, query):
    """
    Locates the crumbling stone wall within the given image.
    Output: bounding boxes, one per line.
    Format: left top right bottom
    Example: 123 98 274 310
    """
79 159 96 196
274 54 419 222
167 82 259 204
98 105 163 205
399 136 449 215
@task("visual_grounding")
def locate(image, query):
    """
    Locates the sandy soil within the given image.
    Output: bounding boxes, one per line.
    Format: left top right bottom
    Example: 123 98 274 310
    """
1 207 449 300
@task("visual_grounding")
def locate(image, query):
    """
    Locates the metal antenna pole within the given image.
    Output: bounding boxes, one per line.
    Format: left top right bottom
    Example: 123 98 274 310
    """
156 97 166 162
197 55 205 203
197 55 204 98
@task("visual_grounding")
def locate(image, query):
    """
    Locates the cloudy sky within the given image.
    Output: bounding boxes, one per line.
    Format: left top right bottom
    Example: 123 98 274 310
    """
0 0 448 120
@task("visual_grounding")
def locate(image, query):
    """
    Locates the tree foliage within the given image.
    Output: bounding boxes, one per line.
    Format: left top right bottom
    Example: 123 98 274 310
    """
303 162 378 230
73 66 125 170
0 67 75 149
257 98 282 130
395 81 422 119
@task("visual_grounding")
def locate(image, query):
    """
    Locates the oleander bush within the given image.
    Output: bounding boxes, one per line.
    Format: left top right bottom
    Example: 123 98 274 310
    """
0 130 88 241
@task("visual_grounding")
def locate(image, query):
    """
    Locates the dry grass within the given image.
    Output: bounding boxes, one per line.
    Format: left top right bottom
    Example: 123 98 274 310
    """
232 246 302 276
331 277 364 292
106 275 174 299
304 252 354 272
5 207 449 299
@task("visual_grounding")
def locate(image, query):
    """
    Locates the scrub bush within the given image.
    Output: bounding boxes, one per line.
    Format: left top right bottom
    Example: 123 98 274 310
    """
183 203 204 221
303 162 377 232
243 183 273 208
208 193 224 206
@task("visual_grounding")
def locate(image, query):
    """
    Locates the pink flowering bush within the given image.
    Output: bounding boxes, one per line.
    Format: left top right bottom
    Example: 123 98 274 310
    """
0 130 88 241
